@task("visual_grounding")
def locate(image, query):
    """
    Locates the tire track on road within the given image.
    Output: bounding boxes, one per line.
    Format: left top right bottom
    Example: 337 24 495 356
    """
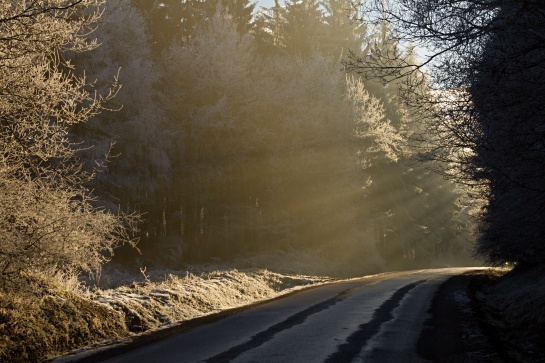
325 280 425 363
202 283 364 363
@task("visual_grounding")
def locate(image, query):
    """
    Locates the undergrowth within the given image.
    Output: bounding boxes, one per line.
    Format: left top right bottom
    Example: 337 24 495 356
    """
0 263 333 363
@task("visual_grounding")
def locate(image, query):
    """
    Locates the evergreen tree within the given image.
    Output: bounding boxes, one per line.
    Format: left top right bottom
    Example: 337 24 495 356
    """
165 9 256 260
254 0 286 54
282 0 325 56
355 0 545 266
71 0 172 262
322 0 368 58
349 23 475 268
132 0 255 53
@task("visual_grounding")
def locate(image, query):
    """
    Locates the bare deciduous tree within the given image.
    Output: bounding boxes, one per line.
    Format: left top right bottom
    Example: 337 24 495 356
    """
0 0 137 290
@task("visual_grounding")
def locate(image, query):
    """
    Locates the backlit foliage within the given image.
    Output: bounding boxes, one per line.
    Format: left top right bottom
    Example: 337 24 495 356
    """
0 0 136 290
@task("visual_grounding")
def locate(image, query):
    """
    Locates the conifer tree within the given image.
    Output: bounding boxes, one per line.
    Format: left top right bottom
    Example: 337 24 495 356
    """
254 0 285 54
165 9 256 260
132 0 255 53
348 21 475 268
322 0 368 58
71 0 171 261
282 0 325 56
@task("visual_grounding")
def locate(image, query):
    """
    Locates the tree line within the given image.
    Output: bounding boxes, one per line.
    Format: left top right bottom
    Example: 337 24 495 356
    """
0 0 474 289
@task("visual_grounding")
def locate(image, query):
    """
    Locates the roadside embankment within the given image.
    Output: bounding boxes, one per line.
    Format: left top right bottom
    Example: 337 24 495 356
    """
419 267 545 363
0 266 332 363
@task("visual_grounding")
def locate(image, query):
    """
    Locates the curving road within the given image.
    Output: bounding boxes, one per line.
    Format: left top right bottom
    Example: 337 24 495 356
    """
97 268 476 363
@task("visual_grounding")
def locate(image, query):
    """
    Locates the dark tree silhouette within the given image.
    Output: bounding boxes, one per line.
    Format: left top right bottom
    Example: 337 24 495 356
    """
349 0 545 266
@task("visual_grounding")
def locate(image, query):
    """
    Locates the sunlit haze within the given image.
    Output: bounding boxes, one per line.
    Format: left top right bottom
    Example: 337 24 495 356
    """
6 1 543 361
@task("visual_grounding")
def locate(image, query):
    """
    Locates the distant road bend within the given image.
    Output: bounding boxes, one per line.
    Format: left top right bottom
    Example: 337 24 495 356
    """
98 268 477 363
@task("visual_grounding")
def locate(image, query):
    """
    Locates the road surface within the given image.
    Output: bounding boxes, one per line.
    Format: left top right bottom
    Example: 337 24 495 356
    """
97 268 476 363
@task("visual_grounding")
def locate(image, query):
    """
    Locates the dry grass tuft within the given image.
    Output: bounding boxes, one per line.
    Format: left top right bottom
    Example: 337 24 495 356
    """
0 278 127 363
93 267 331 333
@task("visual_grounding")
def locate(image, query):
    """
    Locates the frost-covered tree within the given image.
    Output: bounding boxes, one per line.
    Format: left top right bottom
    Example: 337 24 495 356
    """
132 0 255 53
346 18 475 268
72 0 171 244
252 55 361 252
254 0 326 56
254 0 285 54
282 0 325 55
0 1 136 290
255 0 367 58
165 9 256 260
160 6 400 267
322 0 368 58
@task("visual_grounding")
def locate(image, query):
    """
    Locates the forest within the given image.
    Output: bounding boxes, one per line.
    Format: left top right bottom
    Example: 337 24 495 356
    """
0 0 478 293
3 1 545 362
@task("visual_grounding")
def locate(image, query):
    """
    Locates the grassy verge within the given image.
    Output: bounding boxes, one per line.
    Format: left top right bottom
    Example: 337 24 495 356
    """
0 265 332 363
91 267 332 334
0 280 127 363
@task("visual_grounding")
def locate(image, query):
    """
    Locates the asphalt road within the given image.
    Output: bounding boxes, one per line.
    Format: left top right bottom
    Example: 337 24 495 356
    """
98 268 476 363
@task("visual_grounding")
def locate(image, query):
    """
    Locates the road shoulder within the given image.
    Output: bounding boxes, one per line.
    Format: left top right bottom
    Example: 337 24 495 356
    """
416 270 504 362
